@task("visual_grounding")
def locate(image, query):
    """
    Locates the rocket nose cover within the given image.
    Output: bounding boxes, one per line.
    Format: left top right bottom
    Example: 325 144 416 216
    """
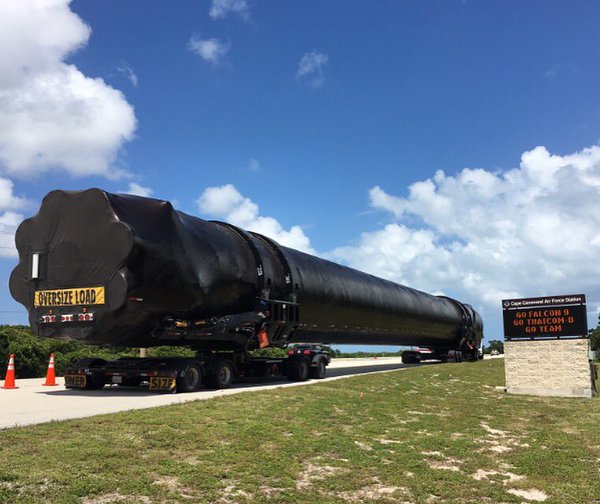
9 189 135 330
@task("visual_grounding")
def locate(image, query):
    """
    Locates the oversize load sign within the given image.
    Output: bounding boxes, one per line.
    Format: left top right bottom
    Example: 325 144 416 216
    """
502 294 587 340
34 287 105 307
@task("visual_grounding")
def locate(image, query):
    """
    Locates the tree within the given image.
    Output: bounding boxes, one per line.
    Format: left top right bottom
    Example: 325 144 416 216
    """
484 339 504 354
588 314 600 356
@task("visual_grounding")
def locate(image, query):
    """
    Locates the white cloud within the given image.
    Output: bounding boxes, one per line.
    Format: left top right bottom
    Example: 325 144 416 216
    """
329 144 600 313
248 158 261 172
0 0 136 179
209 0 250 21
0 211 24 258
296 51 328 88
0 177 29 258
197 184 314 254
188 36 231 65
125 182 153 198
117 63 138 87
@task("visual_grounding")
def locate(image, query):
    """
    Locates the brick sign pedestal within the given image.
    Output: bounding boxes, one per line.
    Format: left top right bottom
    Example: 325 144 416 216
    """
504 339 592 397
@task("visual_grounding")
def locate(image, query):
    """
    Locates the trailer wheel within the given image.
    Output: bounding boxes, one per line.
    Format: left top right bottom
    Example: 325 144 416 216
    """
177 364 203 393
205 359 235 389
288 358 310 382
401 352 416 364
309 360 327 379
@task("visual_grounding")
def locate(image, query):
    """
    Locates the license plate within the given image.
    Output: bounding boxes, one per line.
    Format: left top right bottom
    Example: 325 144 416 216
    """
65 374 87 388
149 377 176 392
111 375 123 384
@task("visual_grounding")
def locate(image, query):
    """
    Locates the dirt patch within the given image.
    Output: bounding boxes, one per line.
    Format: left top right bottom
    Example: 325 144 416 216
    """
481 422 508 436
396 418 419 425
354 440 373 451
328 477 409 502
218 481 252 503
506 488 548 501
1 478 52 498
472 469 524 483
296 461 347 490
421 451 462 472
377 438 404 445
260 486 286 498
475 422 530 453
153 476 195 499
426 460 461 472
82 493 151 504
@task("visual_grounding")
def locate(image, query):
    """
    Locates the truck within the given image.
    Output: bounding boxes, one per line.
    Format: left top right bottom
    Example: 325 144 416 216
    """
10 189 484 392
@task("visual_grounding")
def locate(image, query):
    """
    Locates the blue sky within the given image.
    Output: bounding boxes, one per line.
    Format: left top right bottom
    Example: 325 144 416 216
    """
1 0 600 349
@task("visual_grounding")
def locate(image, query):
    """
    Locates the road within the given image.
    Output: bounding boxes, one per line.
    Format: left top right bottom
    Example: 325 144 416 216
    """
0 357 418 430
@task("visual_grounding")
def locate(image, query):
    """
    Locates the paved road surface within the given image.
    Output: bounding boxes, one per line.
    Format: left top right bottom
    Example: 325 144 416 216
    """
0 357 419 430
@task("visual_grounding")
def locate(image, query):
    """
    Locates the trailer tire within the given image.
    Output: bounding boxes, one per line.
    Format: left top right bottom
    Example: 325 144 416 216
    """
205 359 235 390
288 358 310 381
401 352 416 364
309 359 327 379
177 364 203 393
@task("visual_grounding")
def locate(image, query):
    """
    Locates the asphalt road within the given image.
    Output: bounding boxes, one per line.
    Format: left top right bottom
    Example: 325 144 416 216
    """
0 357 417 430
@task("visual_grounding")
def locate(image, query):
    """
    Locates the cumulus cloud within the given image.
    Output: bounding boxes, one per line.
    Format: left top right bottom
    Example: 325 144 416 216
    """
0 178 29 258
209 0 250 21
188 36 231 65
0 0 136 179
296 51 328 88
197 184 314 253
329 145 600 313
125 182 153 198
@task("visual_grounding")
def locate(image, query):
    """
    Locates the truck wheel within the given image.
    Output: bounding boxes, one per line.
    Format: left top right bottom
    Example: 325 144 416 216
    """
205 360 235 390
288 358 310 381
177 364 203 393
309 360 327 379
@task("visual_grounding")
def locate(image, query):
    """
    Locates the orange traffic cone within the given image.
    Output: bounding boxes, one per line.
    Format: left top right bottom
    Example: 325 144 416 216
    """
42 353 58 386
2 354 18 389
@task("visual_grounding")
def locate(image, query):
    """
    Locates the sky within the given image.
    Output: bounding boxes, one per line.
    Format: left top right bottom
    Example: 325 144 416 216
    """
0 0 600 350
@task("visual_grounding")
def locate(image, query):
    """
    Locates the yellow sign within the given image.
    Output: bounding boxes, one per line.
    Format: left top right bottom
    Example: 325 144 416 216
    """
64 375 87 388
34 286 105 307
149 377 176 391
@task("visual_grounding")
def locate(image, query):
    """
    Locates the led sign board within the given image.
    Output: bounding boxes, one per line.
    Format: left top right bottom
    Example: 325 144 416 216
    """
502 294 588 341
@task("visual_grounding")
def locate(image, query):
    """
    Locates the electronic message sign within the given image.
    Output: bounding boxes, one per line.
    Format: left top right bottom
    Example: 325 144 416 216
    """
502 294 588 341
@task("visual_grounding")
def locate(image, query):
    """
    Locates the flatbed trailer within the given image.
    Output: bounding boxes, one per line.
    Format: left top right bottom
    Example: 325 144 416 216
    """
64 345 331 393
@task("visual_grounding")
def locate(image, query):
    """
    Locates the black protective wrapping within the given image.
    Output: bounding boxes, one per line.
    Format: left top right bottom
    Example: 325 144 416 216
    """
10 189 483 350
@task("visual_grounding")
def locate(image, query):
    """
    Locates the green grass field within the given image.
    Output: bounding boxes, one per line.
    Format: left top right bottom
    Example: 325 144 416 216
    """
0 359 598 503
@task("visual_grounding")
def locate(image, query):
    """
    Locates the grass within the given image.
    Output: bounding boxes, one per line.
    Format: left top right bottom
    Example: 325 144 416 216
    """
0 359 598 503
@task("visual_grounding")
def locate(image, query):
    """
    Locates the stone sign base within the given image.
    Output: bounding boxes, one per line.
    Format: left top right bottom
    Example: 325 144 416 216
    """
504 339 593 398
